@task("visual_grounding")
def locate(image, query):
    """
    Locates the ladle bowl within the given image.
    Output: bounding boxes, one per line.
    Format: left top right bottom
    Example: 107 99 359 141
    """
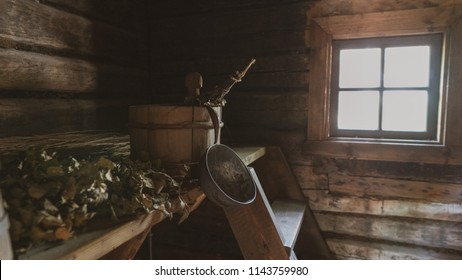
199 144 256 208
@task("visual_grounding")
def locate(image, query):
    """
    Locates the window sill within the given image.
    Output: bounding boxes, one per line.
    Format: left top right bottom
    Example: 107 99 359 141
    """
303 139 462 165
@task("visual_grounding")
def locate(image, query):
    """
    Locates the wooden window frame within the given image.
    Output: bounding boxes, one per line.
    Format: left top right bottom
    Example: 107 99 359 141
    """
330 34 443 141
303 6 462 165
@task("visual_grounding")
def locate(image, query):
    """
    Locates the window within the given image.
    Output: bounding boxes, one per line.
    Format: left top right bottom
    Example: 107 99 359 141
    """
330 34 443 141
304 6 462 165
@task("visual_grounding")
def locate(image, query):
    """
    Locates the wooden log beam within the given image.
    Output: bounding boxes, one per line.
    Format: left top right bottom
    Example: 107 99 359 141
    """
326 237 462 260
40 0 146 31
328 174 462 204
0 49 148 94
304 190 462 222
312 6 462 39
315 212 462 251
0 0 145 65
313 157 462 184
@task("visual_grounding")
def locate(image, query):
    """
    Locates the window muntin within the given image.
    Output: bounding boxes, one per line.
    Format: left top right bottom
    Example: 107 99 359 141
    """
329 34 443 141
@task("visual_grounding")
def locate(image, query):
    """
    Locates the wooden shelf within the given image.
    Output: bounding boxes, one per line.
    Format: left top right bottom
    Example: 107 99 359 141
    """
17 145 265 260
234 146 266 166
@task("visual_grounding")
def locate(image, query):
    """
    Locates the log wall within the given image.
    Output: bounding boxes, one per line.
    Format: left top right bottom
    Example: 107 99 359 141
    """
149 0 462 259
0 0 150 136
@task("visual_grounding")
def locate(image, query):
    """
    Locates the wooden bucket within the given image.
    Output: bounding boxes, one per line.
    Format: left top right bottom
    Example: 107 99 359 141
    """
128 104 222 166
0 191 13 259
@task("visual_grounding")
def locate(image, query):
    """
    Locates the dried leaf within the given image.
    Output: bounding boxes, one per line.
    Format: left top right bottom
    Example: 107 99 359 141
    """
152 193 170 205
176 197 190 224
10 187 26 199
153 203 172 219
18 208 35 227
96 157 116 170
36 211 65 228
27 182 48 199
62 177 77 201
135 193 154 212
40 150 53 162
73 212 87 228
111 197 141 218
151 176 165 193
80 181 108 207
104 170 113 182
67 157 81 173
9 218 25 242
46 166 65 177
73 205 95 228
54 227 73 240
43 199 59 215
63 212 74 228
74 162 99 181
42 180 62 196
30 226 54 242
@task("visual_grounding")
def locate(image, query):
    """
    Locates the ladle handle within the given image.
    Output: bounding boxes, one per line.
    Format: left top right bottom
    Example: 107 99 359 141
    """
205 105 221 144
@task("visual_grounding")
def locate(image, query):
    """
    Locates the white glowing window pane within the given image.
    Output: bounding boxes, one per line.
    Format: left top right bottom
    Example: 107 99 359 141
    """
339 48 381 88
382 90 428 132
384 46 430 87
338 91 380 130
